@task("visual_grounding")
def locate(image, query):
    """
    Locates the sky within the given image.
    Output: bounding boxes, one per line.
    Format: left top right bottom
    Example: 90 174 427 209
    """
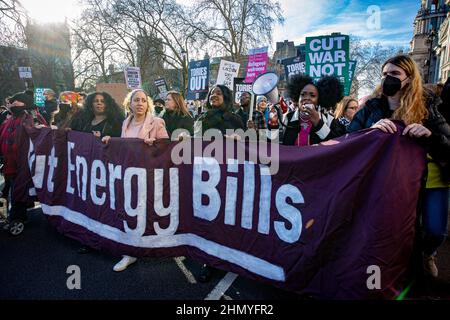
19 0 421 50
273 0 421 49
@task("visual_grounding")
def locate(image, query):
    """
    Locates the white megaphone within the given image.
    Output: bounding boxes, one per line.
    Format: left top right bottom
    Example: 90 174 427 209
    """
252 72 280 105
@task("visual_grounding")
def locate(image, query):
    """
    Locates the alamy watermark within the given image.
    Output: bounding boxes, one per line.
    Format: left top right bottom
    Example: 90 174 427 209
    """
66 265 81 290
366 265 381 290
367 5 381 30
170 122 280 175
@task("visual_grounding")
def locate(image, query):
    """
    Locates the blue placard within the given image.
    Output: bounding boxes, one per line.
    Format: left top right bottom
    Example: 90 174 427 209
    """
187 59 210 100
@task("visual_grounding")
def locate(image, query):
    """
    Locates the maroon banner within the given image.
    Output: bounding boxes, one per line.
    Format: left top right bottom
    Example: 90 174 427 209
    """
15 124 426 299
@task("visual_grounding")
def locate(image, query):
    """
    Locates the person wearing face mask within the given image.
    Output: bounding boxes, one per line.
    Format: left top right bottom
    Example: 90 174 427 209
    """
347 55 450 281
0 91 47 229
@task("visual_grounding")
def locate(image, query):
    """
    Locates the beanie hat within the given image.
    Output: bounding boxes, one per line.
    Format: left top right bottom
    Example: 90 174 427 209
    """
59 91 80 108
10 91 34 109
256 95 267 104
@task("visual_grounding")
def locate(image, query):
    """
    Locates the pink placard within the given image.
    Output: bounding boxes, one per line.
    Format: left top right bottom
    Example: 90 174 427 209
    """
245 47 268 83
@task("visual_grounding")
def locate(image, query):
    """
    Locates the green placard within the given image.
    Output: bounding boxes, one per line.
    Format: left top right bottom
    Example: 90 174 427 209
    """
305 34 350 98
34 88 49 107
347 60 357 96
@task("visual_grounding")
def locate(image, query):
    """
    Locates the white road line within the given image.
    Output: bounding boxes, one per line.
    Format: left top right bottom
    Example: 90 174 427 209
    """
204 272 238 300
222 294 233 300
174 257 197 284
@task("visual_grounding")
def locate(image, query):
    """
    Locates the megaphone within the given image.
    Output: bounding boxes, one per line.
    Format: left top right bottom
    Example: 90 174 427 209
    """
252 72 279 105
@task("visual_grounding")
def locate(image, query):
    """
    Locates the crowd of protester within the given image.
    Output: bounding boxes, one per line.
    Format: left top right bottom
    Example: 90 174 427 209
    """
0 54 449 291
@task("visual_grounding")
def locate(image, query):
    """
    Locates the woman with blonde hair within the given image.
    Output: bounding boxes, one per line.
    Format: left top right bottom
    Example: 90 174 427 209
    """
348 54 450 279
330 96 359 136
162 91 194 137
102 88 169 272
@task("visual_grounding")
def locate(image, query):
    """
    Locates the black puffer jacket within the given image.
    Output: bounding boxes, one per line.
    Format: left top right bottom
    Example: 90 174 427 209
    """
348 93 450 182
194 108 244 135
162 109 194 137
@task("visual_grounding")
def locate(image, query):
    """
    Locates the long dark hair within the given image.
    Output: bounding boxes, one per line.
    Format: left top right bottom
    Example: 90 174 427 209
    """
205 85 233 111
74 92 124 126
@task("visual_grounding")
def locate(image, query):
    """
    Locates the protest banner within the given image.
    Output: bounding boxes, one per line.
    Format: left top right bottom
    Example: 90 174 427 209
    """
15 121 425 299
154 78 169 99
305 34 350 94
187 59 210 101
245 47 268 83
124 67 142 89
233 78 253 104
216 60 240 90
282 56 305 80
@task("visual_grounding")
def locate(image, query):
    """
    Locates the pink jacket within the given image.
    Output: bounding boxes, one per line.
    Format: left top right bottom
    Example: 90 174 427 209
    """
121 112 169 140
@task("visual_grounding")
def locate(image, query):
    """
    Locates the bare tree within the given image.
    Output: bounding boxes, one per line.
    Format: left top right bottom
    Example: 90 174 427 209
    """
108 0 198 96
188 0 284 61
72 9 119 86
350 37 406 98
72 0 196 95
0 0 27 46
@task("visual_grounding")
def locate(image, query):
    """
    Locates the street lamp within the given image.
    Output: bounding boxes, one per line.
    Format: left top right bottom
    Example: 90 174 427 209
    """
181 49 188 96
426 28 436 83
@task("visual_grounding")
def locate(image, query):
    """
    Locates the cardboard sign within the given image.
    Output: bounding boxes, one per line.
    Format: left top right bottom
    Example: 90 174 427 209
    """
18 66 32 79
124 66 142 89
96 83 129 107
216 60 240 89
154 78 169 98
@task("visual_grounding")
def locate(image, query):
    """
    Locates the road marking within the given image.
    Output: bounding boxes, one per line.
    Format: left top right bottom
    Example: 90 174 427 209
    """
174 257 197 284
205 272 238 300
222 294 233 300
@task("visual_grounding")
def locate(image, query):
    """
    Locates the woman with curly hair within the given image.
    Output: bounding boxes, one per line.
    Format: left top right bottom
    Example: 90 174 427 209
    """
348 55 450 278
69 92 125 138
282 74 343 146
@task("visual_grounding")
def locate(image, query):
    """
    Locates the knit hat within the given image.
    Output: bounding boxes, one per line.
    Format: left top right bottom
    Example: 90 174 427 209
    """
256 96 267 104
59 91 80 108
10 91 34 109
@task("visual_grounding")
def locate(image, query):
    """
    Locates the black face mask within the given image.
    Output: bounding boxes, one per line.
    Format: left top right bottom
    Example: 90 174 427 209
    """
9 106 24 116
382 75 407 97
